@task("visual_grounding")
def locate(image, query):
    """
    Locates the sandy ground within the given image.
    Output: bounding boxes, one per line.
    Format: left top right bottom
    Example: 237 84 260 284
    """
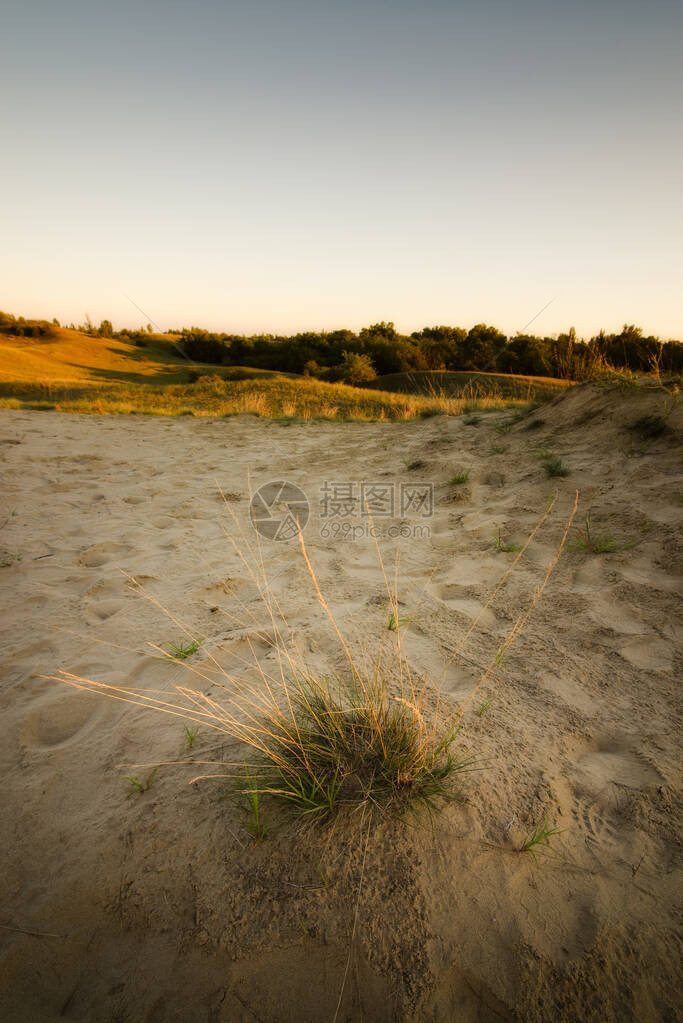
0 384 681 1022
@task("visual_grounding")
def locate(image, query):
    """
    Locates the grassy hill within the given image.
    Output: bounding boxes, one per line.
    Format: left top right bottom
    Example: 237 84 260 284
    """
365 370 572 402
0 328 548 421
0 328 288 386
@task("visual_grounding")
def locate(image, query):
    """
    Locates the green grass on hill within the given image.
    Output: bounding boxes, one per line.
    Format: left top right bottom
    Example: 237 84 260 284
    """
0 329 545 422
0 328 292 386
366 370 572 402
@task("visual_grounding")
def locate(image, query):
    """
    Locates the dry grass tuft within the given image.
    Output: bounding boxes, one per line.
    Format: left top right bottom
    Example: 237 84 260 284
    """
44 488 579 830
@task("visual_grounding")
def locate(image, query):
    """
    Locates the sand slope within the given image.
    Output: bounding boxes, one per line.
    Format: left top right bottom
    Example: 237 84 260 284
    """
0 383 681 1021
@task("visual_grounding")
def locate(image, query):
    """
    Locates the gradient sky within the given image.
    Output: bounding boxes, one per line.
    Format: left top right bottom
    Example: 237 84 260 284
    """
2 0 681 338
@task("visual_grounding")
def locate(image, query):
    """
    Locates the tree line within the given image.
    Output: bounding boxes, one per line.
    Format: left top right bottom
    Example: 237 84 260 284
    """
2 310 680 383
177 321 682 383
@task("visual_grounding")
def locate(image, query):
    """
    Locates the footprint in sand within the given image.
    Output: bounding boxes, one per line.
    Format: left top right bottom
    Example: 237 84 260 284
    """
84 577 124 598
570 557 611 595
209 631 276 674
568 734 663 857
574 733 661 795
482 471 506 489
619 638 673 672
87 599 125 622
5 639 59 683
20 690 103 749
587 594 647 636
538 670 597 716
151 516 176 530
459 511 502 540
79 543 132 568
433 582 497 628
439 555 503 589
618 561 681 594
199 577 251 601
128 656 188 689
428 514 457 548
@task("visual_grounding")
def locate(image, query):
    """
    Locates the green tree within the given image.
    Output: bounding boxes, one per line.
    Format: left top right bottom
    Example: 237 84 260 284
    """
339 350 376 386
303 359 322 377
359 321 398 342
461 324 507 370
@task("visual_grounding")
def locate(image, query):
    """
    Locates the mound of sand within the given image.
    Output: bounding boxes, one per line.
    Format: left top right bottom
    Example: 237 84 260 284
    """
0 382 680 1021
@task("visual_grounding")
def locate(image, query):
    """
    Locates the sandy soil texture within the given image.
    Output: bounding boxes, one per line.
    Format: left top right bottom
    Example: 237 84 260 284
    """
0 384 681 1022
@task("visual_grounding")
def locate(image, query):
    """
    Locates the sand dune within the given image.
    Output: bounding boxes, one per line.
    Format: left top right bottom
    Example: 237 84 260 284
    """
0 383 680 1021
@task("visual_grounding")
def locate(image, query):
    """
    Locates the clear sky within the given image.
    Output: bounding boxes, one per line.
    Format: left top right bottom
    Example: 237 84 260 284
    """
2 0 681 339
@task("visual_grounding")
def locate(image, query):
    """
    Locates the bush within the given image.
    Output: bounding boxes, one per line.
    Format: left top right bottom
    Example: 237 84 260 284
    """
339 350 376 386
232 671 467 820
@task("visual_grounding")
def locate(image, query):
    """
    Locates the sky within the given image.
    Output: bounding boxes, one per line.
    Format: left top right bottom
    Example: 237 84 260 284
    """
1 0 681 339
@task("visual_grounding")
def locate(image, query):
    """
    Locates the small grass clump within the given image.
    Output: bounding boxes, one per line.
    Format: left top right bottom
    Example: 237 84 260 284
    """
494 529 523 554
463 413 482 426
184 725 199 748
236 672 469 822
525 418 545 430
162 639 202 660
494 419 513 434
519 818 563 854
0 552 22 568
387 611 414 631
539 450 571 478
125 767 159 794
569 513 636 554
450 468 471 485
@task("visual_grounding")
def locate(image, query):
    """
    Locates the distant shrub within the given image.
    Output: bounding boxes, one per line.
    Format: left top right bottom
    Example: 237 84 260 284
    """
303 359 323 377
339 351 377 386
0 311 53 338
540 452 571 477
